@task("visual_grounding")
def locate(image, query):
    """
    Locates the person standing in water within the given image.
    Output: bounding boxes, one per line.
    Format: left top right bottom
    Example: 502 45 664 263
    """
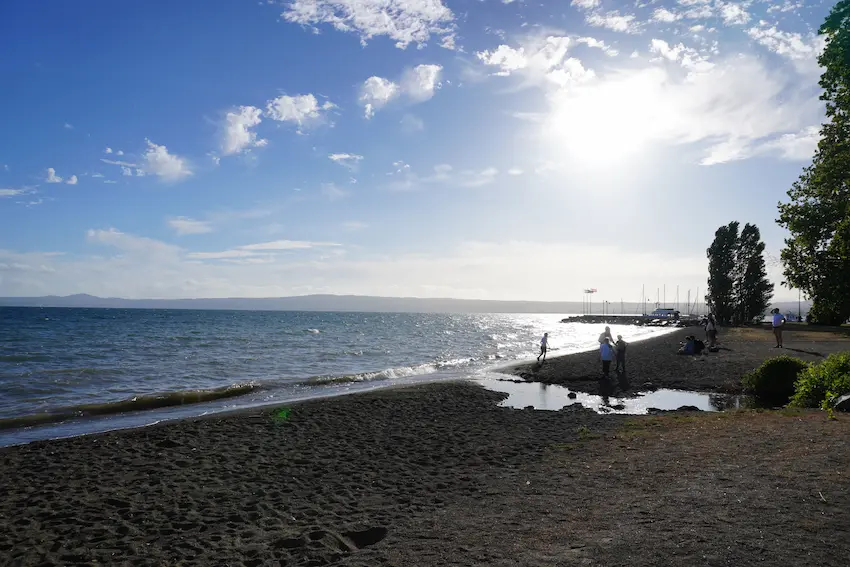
600 337 615 378
771 308 787 348
537 332 549 362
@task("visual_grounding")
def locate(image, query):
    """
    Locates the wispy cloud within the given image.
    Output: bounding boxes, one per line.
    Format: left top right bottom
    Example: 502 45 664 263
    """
168 217 214 235
320 182 350 201
328 153 364 169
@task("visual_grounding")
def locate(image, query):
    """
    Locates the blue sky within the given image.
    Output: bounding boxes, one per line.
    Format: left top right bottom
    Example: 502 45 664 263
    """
0 0 833 301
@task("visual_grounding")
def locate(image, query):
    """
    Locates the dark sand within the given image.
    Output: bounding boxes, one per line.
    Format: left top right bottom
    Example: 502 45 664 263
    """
511 326 850 395
2 328 849 566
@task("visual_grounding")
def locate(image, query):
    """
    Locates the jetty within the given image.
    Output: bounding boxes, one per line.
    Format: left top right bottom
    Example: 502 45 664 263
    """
559 314 704 328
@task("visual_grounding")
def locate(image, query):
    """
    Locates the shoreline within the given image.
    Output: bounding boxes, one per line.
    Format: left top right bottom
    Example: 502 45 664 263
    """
507 325 850 395
2 380 848 566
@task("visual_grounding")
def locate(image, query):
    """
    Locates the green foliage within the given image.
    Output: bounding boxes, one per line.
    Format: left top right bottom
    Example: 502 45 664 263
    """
734 224 774 324
790 351 850 409
777 1 850 326
706 222 773 325
272 407 292 423
742 356 809 404
706 222 738 325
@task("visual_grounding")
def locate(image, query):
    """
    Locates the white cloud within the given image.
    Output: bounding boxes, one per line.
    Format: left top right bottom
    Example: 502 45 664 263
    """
571 0 600 9
359 64 443 118
477 35 595 87
65 175 78 185
116 150 124 156
649 39 713 70
64 123 73 130
136 169 145 177
91 173 105 178
222 106 267 155
104 180 118 184
45 168 63 183
360 76 400 118
507 168 523 175
168 217 214 235
758 125 821 161
104 147 113 154
265 94 334 129
186 239 341 260
240 239 341 251
143 140 192 181
576 37 618 57
122 166 133 176
400 64 442 102
457 167 498 188
0 237 720 302
281 0 455 49
0 189 25 197
328 153 364 169
719 2 750 26
747 23 826 72
652 8 681 23
585 11 641 34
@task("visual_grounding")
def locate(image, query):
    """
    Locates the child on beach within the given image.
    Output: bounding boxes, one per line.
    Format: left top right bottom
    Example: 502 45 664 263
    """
537 332 549 362
615 335 627 373
599 337 615 378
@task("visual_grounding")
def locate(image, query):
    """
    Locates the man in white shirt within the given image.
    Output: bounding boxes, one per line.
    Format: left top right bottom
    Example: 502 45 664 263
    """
771 308 786 348
537 332 549 362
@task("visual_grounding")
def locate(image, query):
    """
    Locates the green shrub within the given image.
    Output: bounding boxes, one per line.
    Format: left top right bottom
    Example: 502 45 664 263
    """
790 352 850 409
742 356 809 404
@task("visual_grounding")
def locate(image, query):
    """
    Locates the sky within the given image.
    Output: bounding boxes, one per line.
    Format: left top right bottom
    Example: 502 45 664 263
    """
0 0 833 302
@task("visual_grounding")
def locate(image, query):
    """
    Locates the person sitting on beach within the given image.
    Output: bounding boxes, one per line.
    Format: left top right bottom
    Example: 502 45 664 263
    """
771 308 786 348
537 332 549 362
599 337 615 377
615 335 627 373
678 336 696 355
598 326 613 345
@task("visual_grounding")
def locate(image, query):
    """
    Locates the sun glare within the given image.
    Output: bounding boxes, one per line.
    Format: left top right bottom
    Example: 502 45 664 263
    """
543 69 672 166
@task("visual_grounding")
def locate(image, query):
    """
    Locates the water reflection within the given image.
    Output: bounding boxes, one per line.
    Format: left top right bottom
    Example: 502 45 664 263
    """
478 376 749 415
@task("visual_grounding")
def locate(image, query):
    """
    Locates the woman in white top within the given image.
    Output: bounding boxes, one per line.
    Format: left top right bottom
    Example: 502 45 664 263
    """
771 308 786 348
705 315 718 348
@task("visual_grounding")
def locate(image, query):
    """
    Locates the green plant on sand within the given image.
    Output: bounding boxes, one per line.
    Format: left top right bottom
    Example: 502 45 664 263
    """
790 351 850 410
742 356 809 405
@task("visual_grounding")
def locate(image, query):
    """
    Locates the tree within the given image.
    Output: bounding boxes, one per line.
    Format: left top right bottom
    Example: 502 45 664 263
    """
707 222 773 325
706 222 738 325
777 0 850 325
734 224 774 324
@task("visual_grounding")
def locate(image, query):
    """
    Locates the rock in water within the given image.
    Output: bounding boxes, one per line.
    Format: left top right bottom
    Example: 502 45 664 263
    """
567 392 577 399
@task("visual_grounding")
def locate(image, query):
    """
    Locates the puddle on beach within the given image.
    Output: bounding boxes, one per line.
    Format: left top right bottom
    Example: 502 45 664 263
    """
477 377 747 414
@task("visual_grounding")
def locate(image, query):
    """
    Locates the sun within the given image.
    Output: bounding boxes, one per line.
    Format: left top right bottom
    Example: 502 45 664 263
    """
541 69 672 166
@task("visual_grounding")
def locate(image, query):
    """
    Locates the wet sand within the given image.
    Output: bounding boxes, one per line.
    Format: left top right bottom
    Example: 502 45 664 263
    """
510 326 850 395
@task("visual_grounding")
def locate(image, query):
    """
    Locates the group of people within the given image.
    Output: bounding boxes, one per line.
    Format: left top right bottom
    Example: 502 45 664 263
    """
535 307 789 376
537 326 627 378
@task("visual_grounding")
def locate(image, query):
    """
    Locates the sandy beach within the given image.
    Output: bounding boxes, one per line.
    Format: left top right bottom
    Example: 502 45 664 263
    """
2 328 850 566
510 325 850 395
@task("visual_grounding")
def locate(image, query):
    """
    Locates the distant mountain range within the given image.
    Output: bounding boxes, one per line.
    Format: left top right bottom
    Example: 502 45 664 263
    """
0 293 812 315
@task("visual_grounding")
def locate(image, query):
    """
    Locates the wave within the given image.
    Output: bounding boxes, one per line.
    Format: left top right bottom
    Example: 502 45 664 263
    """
299 358 473 386
0 383 260 430
306 328 320 334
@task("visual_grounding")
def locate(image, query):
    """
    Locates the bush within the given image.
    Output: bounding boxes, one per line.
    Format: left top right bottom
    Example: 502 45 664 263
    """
790 352 850 409
742 356 809 404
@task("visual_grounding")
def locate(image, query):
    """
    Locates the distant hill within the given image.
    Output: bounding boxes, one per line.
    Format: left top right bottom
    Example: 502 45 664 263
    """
0 294 812 315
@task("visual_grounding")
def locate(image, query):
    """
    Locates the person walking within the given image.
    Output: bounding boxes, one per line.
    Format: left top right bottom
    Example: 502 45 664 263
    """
771 308 786 348
600 337 615 378
537 332 549 362
615 335 627 373
598 326 614 345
